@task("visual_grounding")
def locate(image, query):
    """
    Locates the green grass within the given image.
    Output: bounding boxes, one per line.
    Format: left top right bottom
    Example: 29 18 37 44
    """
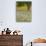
16 11 32 22
16 5 28 11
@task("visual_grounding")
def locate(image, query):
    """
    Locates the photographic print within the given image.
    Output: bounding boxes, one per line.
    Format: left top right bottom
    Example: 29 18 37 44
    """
16 1 32 22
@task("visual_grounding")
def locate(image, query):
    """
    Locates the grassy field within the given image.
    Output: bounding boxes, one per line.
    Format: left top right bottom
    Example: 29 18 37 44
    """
16 3 32 22
16 5 28 11
16 10 32 22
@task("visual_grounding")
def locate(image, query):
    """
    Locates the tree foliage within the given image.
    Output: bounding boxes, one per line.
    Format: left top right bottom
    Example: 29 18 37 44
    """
16 1 32 7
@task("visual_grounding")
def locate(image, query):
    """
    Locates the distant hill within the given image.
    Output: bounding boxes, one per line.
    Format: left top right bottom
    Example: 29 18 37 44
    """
32 38 46 43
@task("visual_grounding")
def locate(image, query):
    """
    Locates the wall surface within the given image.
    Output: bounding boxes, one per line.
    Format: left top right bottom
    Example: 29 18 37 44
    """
0 0 46 46
32 0 46 39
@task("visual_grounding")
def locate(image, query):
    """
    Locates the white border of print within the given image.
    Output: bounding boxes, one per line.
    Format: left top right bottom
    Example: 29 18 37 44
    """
16 0 32 1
